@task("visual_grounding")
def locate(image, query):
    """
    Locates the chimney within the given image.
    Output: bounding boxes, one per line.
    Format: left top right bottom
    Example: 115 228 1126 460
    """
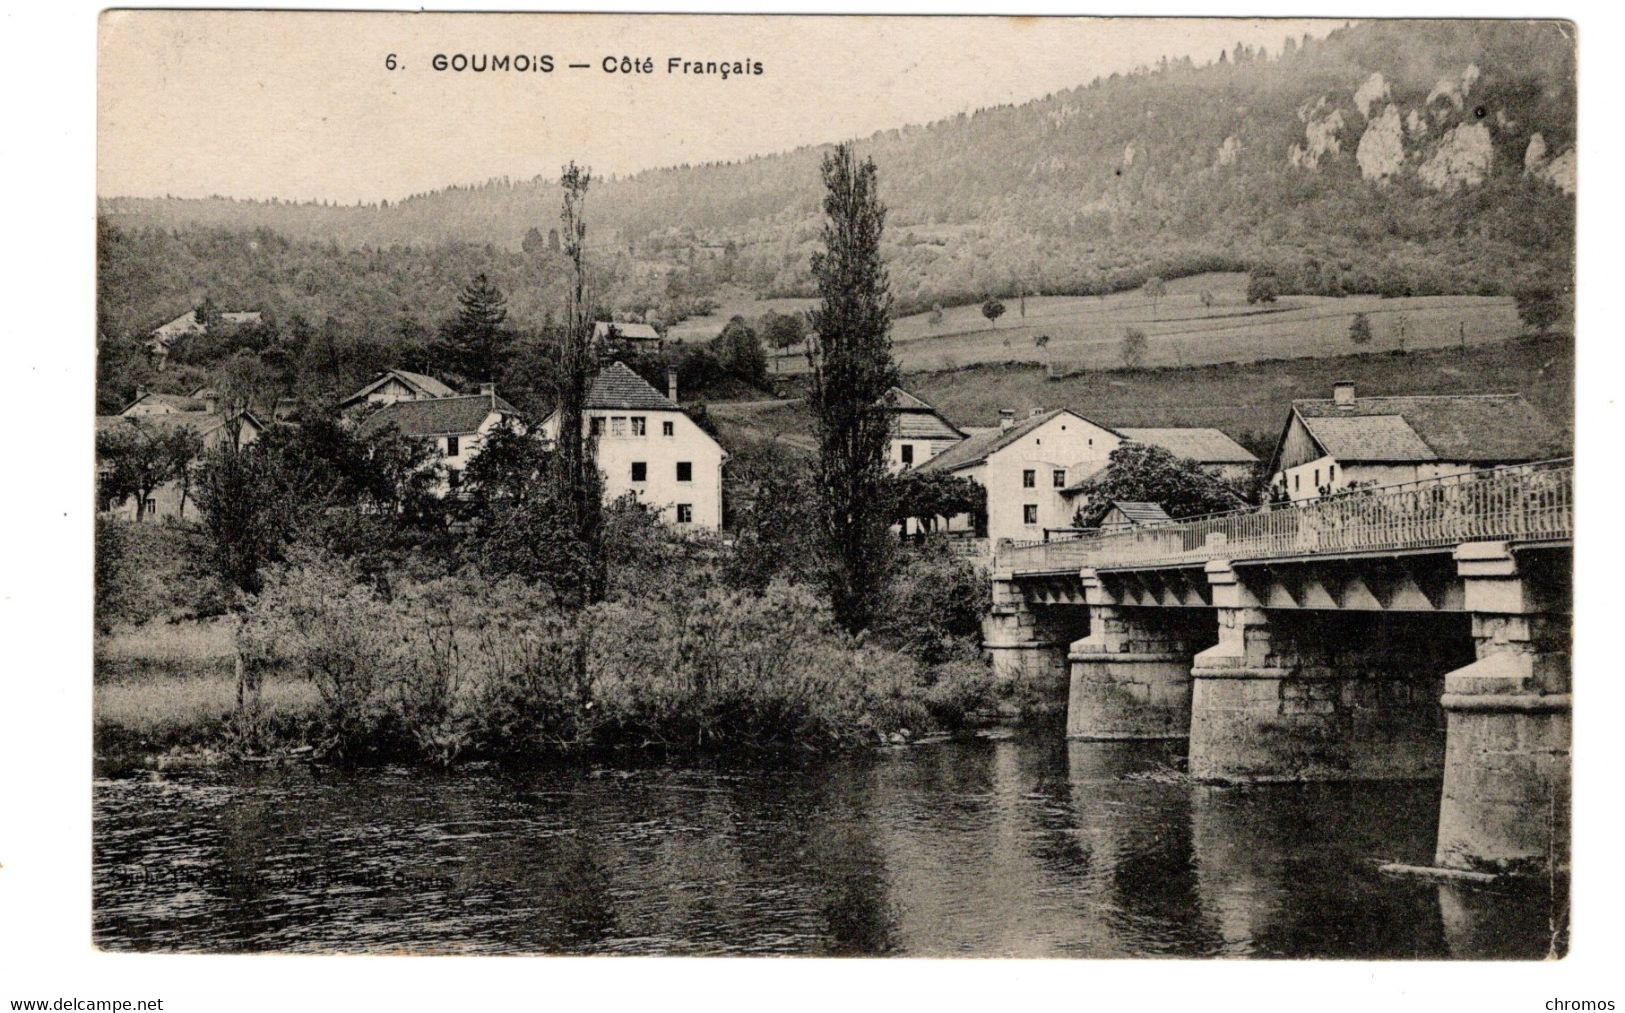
1333 380 1356 408
479 381 495 397
666 367 679 403
999 409 1016 432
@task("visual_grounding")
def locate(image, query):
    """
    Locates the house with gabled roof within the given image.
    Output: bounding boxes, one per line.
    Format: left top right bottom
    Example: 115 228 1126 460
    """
916 407 1123 542
355 384 522 496
339 369 460 410
1267 381 1566 501
1113 427 1258 484
540 362 726 530
592 320 663 355
1097 501 1174 532
881 386 967 473
97 407 265 521
145 309 264 371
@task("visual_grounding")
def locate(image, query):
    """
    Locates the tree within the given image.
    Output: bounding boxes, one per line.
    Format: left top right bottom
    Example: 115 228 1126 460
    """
212 350 275 441
1120 327 1148 368
546 162 608 609
1069 443 1243 526
1349 311 1373 346
1514 286 1564 334
1246 270 1280 304
760 310 808 371
1143 276 1167 318
433 273 512 386
521 226 547 256
96 421 204 521
882 470 986 539
1392 313 1410 351
193 296 222 332
1200 290 1216 310
807 144 899 634
929 303 944 327
980 298 1006 329
712 315 768 386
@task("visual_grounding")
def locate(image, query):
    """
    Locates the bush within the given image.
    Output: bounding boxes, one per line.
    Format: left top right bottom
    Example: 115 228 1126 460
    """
873 545 991 665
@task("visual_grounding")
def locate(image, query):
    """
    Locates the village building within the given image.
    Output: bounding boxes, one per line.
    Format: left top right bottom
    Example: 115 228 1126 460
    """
915 407 1122 542
881 386 967 473
1095 500 1175 533
1266 382 1565 502
541 362 727 530
1112 427 1258 484
592 321 664 356
96 405 265 521
355 384 522 496
144 309 263 371
339 369 459 410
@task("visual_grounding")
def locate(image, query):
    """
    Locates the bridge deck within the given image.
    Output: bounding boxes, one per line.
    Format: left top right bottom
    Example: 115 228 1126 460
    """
997 460 1572 577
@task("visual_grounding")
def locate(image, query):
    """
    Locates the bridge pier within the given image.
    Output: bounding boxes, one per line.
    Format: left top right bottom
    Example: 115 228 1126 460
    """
1067 568 1213 740
1434 543 1571 877
1188 562 1464 783
984 574 1089 721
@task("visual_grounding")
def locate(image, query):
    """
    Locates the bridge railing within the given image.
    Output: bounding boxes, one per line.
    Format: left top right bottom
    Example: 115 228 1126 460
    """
996 459 1573 573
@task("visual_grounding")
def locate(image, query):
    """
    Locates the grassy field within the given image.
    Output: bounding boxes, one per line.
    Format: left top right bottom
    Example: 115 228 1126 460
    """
95 617 321 758
709 332 1574 460
712 273 1534 376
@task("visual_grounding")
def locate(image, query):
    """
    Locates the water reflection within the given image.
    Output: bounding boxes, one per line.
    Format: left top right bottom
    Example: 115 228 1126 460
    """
93 737 1562 957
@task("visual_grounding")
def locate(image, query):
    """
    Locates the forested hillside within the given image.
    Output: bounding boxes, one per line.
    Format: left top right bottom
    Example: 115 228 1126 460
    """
99 20 1573 348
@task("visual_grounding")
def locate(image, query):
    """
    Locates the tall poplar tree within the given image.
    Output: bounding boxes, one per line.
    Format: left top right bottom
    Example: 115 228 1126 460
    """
807 145 899 634
551 162 607 608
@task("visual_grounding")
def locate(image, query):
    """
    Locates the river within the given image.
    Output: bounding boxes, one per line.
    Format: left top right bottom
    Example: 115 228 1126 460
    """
93 734 1563 957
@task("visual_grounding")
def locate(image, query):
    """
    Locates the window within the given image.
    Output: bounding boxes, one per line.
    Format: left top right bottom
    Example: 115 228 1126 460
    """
1329 464 1336 482
1022 469 1036 488
677 462 693 482
676 503 693 524
662 420 674 437
445 435 459 457
144 498 156 517
609 416 627 437
1314 467 1320 487
589 417 605 436
631 417 647 436
1023 504 1039 525
1294 473 1300 491
447 469 462 489
631 462 647 482
900 444 914 466
1053 469 1066 488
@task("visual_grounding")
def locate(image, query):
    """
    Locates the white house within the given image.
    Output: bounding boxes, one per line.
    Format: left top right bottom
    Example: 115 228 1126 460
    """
541 362 727 530
915 407 1123 542
355 384 523 496
1266 382 1565 502
881 387 967 473
339 369 459 410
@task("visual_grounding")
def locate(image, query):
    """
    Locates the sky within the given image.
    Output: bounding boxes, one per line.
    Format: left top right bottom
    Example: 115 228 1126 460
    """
99 12 1338 204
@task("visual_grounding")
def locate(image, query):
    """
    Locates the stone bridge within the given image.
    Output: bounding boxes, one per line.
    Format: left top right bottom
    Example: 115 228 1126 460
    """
985 461 1573 878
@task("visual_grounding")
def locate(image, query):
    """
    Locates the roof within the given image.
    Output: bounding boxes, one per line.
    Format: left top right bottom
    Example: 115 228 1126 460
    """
1286 393 1563 466
340 369 458 405
915 409 1070 474
1116 427 1257 464
97 410 263 440
882 386 967 442
593 321 661 342
356 393 518 438
1103 501 1174 526
150 309 262 336
584 362 680 411
120 392 208 415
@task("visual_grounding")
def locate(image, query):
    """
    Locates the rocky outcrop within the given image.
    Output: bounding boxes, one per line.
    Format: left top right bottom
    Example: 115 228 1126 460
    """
1418 121 1493 189
1357 104 1406 180
1523 132 1577 194
1288 97 1345 170
1354 72 1390 118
